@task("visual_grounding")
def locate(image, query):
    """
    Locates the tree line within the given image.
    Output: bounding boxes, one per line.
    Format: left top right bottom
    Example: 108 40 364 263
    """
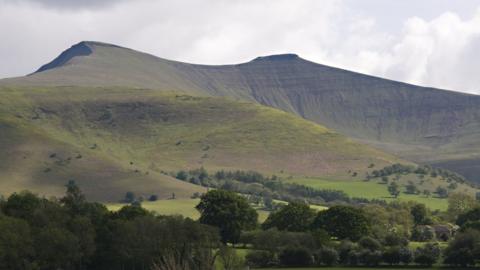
2 181 480 269
173 168 386 207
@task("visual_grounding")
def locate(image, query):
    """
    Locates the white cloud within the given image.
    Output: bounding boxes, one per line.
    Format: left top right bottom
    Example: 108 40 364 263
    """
0 0 480 94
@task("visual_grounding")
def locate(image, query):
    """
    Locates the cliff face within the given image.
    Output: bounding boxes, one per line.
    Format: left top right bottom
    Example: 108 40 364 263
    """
3 41 480 182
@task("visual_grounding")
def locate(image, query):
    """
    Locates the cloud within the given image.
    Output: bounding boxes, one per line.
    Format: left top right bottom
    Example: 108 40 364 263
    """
3 0 127 9
0 0 479 94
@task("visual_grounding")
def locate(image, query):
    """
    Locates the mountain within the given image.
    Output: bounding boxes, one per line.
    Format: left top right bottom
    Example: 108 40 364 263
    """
4 41 479 183
0 85 401 201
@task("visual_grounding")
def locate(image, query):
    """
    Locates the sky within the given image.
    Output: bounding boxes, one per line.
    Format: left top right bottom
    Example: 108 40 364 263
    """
1 0 480 94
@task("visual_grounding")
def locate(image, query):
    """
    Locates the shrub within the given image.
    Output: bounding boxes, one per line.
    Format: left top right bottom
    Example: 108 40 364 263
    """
384 233 409 247
383 246 402 265
278 247 313 267
314 247 338 266
245 250 276 268
414 243 440 267
411 226 435 242
358 236 381 251
359 249 382 266
443 229 480 267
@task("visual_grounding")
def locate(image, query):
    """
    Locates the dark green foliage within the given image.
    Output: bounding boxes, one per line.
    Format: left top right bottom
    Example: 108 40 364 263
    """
175 168 372 206
314 247 338 266
382 246 402 265
359 249 382 266
245 250 275 268
411 204 428 225
435 186 449 198
0 216 33 270
405 181 419 194
372 164 467 186
413 242 441 267
0 185 222 270
246 229 317 252
113 204 151 220
443 229 480 267
388 182 400 198
382 246 412 266
384 233 409 247
411 226 435 242
278 247 313 267
312 205 370 241
358 236 381 251
456 207 480 226
196 190 257 243
123 191 136 203
262 202 315 232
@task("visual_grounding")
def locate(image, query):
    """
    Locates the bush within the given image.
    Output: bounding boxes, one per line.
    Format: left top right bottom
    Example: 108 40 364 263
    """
338 240 356 265
245 250 276 268
358 236 381 251
278 247 313 267
384 233 409 247
414 243 440 267
359 249 382 266
383 246 402 265
314 247 338 266
411 226 435 242
443 229 480 267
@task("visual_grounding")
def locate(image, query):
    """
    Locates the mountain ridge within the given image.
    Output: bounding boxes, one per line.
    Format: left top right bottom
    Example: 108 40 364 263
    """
2 41 480 183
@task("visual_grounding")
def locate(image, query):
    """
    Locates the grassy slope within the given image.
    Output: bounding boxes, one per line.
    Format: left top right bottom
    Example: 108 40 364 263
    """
4 41 480 183
288 171 478 210
0 86 400 201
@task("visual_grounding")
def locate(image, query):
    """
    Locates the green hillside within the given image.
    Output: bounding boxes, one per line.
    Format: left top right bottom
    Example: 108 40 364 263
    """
4 41 479 183
0 86 400 201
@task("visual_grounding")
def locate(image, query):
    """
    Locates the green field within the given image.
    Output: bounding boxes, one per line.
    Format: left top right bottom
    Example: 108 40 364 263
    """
107 199 273 222
288 177 451 210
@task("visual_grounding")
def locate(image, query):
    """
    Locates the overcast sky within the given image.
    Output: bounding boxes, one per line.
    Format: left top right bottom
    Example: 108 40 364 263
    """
1 0 480 94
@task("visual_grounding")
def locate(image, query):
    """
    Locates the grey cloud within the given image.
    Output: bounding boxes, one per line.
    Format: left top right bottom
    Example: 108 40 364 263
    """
3 0 127 9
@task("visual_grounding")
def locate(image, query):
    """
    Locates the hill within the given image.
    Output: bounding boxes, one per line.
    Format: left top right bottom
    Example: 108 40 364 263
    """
0 86 400 201
3 41 480 183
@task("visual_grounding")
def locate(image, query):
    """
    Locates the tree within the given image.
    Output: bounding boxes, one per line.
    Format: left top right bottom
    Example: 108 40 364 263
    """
443 229 480 267
218 246 244 270
388 182 400 198
278 247 313 267
413 243 440 267
123 191 136 203
315 247 338 266
381 176 389 184
61 180 86 215
435 186 448 198
410 204 428 225
196 190 257 243
312 205 370 241
175 170 188 180
457 207 480 227
262 202 315 232
405 182 418 194
0 216 34 270
245 250 275 268
447 193 477 219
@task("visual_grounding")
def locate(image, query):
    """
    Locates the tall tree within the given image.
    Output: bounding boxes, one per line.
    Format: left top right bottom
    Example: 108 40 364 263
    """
262 202 315 232
196 190 257 243
312 205 370 241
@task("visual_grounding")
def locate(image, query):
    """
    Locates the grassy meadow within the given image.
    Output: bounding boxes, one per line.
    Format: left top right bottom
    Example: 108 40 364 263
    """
288 177 453 210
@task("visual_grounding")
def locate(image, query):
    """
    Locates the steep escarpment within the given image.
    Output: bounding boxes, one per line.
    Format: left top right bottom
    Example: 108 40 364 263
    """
2 41 480 182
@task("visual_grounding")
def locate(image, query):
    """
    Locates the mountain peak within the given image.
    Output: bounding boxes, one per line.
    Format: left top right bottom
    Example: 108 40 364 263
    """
35 41 93 73
251 53 299 62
